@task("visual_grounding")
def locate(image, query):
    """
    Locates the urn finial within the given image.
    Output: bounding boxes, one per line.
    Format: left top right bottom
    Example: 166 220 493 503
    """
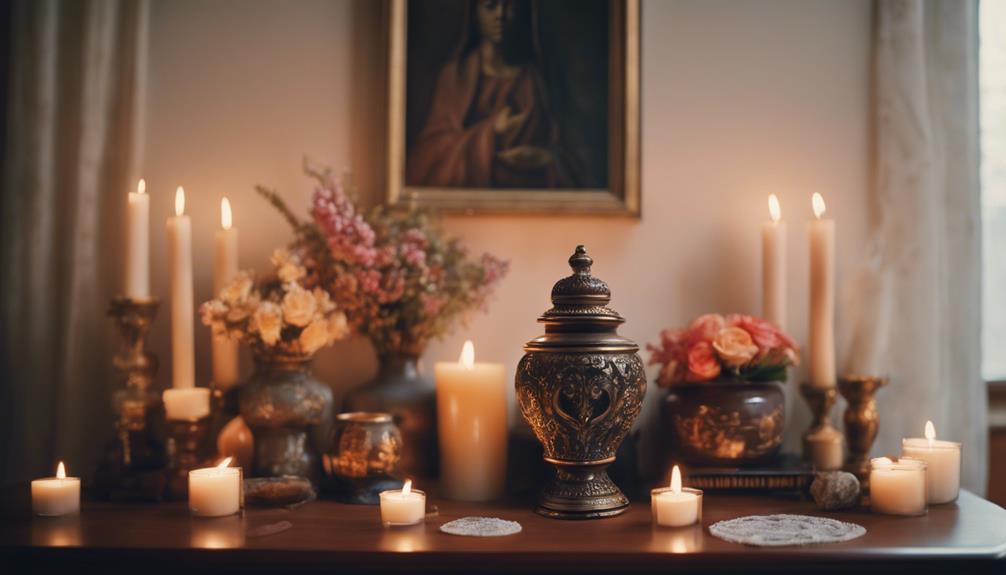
569 245 592 274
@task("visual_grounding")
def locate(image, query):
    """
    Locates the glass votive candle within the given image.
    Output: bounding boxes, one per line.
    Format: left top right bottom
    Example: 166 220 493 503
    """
902 431 961 504
869 457 928 516
379 480 426 527
189 460 241 517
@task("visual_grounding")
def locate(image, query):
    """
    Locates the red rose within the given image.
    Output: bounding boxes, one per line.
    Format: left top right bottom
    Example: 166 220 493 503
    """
686 341 721 382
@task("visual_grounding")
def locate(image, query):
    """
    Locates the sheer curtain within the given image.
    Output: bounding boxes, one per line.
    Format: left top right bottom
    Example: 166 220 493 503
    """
842 0 986 493
0 0 148 482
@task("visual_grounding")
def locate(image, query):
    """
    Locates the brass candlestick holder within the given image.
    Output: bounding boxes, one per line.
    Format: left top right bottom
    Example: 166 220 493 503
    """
799 382 841 465
166 417 212 499
94 297 169 501
838 374 887 484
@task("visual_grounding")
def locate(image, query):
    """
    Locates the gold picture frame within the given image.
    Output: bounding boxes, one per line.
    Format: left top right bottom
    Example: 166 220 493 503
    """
385 0 640 216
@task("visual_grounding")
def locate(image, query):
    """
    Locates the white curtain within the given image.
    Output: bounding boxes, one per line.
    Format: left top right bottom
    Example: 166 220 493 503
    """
0 0 148 482
842 0 986 493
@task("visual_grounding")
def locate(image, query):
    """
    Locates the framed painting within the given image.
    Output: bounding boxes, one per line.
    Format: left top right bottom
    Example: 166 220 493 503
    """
386 0 640 216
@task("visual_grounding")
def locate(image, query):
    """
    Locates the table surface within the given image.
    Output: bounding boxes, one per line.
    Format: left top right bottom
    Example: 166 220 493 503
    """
1 488 1004 573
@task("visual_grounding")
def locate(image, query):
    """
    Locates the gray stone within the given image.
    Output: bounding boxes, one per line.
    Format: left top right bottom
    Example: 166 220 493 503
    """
810 471 861 510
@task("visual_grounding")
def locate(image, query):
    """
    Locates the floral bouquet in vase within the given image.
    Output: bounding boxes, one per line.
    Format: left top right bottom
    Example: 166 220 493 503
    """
648 314 800 466
255 163 509 477
201 249 350 481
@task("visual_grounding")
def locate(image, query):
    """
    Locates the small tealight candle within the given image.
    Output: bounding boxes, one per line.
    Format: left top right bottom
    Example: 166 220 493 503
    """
163 387 211 421
189 457 241 517
379 479 426 527
869 457 928 516
32 462 80 516
902 420 961 504
806 426 844 471
651 466 703 527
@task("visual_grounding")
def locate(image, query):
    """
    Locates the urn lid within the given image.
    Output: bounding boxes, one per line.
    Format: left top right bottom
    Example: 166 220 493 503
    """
524 245 639 353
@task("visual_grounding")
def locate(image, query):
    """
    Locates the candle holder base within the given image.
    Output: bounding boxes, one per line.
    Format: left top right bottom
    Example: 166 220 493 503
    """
166 417 213 499
535 459 629 520
93 297 169 501
799 382 840 462
838 375 887 488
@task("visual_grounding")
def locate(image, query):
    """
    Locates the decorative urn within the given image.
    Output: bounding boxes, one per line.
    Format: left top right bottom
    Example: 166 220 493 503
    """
516 246 646 519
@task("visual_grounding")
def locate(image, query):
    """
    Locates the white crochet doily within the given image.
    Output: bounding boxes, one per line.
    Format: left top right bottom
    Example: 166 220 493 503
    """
709 514 866 547
439 517 522 537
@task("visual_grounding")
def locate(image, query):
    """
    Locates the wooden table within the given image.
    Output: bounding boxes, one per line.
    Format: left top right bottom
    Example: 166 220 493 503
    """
1 488 1004 573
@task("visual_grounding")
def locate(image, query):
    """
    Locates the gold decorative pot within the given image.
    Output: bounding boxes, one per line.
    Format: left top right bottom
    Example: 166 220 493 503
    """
516 246 646 519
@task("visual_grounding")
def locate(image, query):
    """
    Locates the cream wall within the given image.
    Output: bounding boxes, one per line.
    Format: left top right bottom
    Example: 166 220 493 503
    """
144 0 873 474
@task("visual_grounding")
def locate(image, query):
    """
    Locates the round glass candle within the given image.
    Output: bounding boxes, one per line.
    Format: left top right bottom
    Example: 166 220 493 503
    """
188 465 241 517
902 437 961 504
379 487 426 526
650 486 703 527
31 465 80 517
869 457 928 516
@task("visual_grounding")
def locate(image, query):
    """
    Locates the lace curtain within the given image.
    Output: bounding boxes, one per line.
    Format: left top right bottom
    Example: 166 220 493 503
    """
0 0 148 481
841 0 986 493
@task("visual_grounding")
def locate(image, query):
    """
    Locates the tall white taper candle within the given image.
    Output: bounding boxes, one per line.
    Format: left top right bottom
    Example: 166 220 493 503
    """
762 194 786 329
212 197 240 388
167 186 195 389
808 192 836 388
125 179 150 298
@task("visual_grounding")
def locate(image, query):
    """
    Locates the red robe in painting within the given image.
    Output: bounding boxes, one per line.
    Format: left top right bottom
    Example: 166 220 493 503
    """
407 51 569 189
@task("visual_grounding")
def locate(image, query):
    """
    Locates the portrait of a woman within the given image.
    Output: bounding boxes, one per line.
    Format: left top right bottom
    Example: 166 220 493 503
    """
406 0 581 189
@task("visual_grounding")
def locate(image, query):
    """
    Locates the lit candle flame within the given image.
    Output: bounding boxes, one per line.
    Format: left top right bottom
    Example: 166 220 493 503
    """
670 465 682 495
217 457 233 469
56 461 66 479
459 340 475 370
925 420 935 448
402 479 412 496
175 186 186 217
768 194 781 223
812 192 826 219
221 197 232 230
137 179 146 195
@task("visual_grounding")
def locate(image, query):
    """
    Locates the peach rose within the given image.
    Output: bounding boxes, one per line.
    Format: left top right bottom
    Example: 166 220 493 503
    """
712 326 759 368
282 284 317 328
687 314 726 343
299 319 331 355
687 341 721 381
328 312 350 341
251 301 282 346
272 248 306 284
220 273 253 306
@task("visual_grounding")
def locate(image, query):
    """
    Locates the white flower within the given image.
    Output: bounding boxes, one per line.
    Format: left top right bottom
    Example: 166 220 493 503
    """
251 301 283 346
313 288 336 314
272 248 305 284
328 312 350 341
220 273 253 306
281 284 317 327
299 319 331 355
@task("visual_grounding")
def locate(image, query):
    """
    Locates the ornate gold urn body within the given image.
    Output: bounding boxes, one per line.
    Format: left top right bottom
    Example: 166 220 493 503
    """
516 246 646 519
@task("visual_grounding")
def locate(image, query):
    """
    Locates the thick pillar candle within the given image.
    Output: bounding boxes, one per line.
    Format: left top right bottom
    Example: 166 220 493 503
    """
167 186 195 390
31 462 80 516
808 193 836 388
125 179 150 298
189 458 241 517
212 197 240 388
762 194 786 329
870 457 927 516
435 340 507 501
901 420 961 504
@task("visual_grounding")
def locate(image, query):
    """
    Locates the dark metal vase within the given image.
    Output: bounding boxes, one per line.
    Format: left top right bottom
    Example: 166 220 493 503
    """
342 352 437 479
662 379 785 467
239 352 333 483
516 246 646 519
324 412 404 504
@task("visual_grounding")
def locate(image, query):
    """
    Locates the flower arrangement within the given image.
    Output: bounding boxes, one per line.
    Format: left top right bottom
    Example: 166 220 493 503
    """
200 249 350 357
647 314 799 387
255 164 508 356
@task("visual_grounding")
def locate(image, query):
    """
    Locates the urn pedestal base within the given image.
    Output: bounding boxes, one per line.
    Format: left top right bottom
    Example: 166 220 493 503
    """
537 458 628 519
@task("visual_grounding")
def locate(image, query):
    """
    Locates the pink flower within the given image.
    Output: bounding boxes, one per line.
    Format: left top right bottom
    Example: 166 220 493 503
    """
686 314 726 344
686 341 721 381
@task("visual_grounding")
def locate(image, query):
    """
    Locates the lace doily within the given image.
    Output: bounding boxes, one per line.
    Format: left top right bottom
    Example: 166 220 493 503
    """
709 514 866 547
439 517 522 537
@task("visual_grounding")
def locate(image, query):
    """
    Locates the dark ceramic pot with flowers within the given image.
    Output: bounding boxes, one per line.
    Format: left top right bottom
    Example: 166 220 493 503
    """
255 165 509 479
649 314 800 467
